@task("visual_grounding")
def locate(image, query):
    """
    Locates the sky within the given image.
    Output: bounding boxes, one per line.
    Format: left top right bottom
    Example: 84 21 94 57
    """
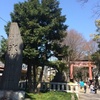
0 0 100 41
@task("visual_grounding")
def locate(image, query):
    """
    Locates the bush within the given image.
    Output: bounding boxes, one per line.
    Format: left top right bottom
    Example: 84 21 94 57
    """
25 91 78 100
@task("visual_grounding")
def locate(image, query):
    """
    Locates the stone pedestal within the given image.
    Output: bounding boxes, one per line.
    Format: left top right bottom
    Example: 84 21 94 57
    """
0 91 25 100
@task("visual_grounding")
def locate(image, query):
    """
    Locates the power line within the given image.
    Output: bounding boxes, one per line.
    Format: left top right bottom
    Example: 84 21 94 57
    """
0 17 7 23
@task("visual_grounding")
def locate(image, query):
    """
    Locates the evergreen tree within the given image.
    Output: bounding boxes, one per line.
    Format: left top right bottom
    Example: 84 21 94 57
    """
3 0 67 92
0 37 7 63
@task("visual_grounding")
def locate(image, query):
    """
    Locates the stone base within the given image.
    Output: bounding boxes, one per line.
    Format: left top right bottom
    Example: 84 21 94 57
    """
0 90 25 100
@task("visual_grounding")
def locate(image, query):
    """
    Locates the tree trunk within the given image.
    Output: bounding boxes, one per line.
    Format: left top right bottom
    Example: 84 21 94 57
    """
27 64 33 92
36 66 44 93
33 65 37 92
38 66 44 82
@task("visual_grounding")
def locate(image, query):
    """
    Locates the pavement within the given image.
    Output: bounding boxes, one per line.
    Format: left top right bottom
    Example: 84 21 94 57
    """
79 87 100 100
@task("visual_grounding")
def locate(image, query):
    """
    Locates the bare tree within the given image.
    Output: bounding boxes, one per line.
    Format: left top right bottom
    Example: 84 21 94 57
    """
83 39 98 60
88 40 98 53
63 29 98 61
93 2 100 18
64 29 87 60
77 0 88 4
78 0 100 17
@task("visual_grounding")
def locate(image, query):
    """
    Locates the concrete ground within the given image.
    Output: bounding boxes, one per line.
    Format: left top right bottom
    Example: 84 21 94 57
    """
79 87 100 100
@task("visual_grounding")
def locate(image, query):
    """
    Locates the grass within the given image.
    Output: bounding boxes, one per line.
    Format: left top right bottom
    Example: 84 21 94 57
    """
25 91 78 100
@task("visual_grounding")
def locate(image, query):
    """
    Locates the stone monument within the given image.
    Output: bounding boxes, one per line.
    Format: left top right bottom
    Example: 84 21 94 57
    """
0 22 24 99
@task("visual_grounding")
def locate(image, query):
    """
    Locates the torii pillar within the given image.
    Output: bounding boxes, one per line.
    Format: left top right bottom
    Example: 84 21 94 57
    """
88 62 92 80
70 64 74 80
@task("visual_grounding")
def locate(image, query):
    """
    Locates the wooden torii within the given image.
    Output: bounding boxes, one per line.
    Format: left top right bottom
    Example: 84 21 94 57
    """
70 60 96 80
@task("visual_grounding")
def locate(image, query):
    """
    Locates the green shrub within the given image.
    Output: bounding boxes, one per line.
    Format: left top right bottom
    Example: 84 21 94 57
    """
25 91 78 100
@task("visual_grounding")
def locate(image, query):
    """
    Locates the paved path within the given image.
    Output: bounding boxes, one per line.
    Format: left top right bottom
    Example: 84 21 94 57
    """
79 88 100 100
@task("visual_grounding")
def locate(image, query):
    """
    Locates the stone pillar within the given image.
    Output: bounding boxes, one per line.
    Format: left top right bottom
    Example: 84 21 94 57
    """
0 22 23 91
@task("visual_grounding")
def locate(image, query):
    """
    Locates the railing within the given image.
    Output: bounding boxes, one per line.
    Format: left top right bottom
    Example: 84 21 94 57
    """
19 81 79 99
40 82 67 92
67 83 79 93
67 82 79 98
19 81 79 93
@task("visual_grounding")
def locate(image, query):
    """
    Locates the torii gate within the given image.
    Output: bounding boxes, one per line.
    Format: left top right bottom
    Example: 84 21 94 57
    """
70 61 96 80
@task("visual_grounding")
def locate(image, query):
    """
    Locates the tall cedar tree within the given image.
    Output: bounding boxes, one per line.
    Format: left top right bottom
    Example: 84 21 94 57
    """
4 0 67 92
